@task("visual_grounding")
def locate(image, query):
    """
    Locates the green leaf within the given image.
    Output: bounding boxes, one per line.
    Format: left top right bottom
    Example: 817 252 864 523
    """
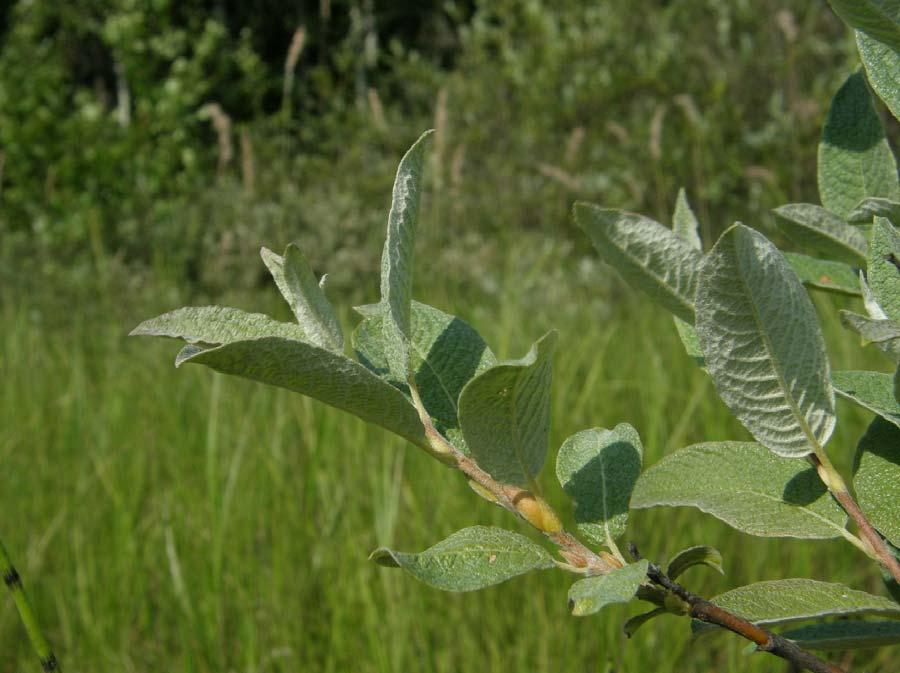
369 526 554 592
673 318 705 367
839 311 900 359
696 224 836 458
672 187 702 251
631 442 848 539
895 365 900 404
858 22 900 121
848 197 900 224
130 306 308 344
379 130 434 379
827 0 900 51
773 204 868 265
555 424 643 548
458 333 557 486
623 608 666 638
867 218 900 322
781 620 900 650
818 71 900 220
574 204 702 323
260 245 343 352
693 578 900 635
353 301 496 452
784 253 862 296
666 546 724 580
881 539 900 602
853 416 900 547
567 560 650 617
148 334 426 446
832 370 900 428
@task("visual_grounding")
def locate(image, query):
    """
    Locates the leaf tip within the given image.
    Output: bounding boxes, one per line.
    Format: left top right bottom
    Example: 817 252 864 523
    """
369 548 400 567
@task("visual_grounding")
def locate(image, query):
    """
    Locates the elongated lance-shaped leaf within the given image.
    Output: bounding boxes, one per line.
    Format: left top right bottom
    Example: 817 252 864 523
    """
784 253 861 296
130 306 309 344
848 197 900 224
696 224 836 457
666 546 724 580
567 560 649 616
133 321 427 446
853 416 900 546
832 369 900 428
369 526 554 592
631 442 848 539
380 130 434 380
827 0 900 51
555 424 643 548
624 608 666 638
353 301 496 452
818 71 900 220
781 621 900 651
673 187 702 251
692 578 900 636
858 20 900 121
458 332 556 486
574 204 702 323
868 218 900 322
259 245 343 352
839 311 900 360
773 203 868 265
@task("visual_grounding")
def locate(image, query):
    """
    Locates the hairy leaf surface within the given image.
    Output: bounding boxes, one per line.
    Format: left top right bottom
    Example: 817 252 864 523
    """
131 306 308 344
696 225 835 457
672 187 702 251
868 218 900 322
370 526 554 592
832 369 900 427
773 203 868 265
848 197 900 224
555 424 643 547
631 442 847 539
458 332 556 486
853 416 900 546
828 0 900 51
839 311 900 359
567 560 650 616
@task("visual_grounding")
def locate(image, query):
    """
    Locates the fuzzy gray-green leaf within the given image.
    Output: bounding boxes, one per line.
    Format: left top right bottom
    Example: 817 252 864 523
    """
832 369 900 428
868 218 900 322
555 424 643 547
784 253 861 296
848 197 900 224
130 306 308 345
575 204 702 323
631 442 848 539
672 187 702 251
773 204 868 265
693 579 900 635
828 0 900 50
380 130 434 379
167 337 426 446
839 311 900 359
568 560 650 617
858 22 900 121
818 71 900 220
353 301 496 452
369 526 554 592
696 224 836 457
458 332 557 486
666 546 724 580
853 416 900 546
781 620 900 650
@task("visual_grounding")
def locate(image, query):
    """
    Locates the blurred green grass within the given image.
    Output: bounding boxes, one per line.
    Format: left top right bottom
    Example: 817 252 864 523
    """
1 243 895 672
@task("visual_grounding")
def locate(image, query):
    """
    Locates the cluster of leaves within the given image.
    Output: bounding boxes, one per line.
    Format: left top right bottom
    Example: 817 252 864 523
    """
133 4 900 670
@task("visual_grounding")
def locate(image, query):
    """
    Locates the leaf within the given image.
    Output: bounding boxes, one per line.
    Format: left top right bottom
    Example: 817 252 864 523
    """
672 187 702 251
695 224 836 458
458 332 557 487
693 578 900 635
848 197 900 224
369 526 554 592
818 71 900 220
379 130 434 379
260 245 343 352
630 442 848 539
624 608 666 638
858 23 900 121
674 318 705 367
867 218 900 322
832 370 900 428
130 306 308 344
784 253 862 296
881 539 900 602
839 311 900 359
152 335 426 446
555 424 643 547
827 0 900 51
666 546 724 580
773 204 868 265
567 560 650 617
781 620 900 650
574 203 702 323
353 301 496 452
853 416 900 547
